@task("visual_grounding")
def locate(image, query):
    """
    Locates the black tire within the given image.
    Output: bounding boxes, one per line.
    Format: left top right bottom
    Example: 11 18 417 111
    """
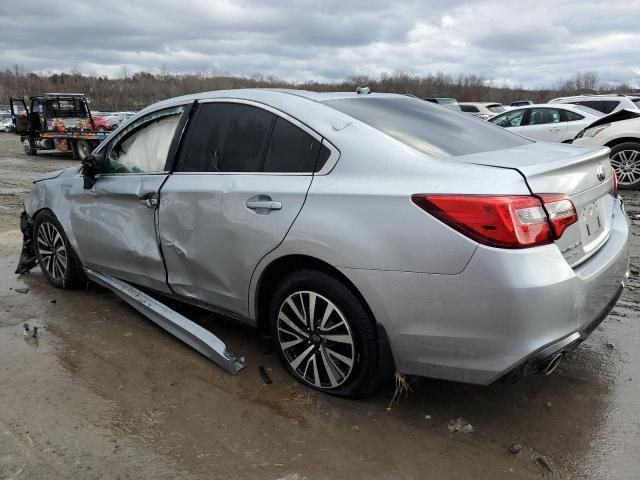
32 210 85 289
76 139 92 161
610 141 640 190
23 137 37 155
269 269 382 398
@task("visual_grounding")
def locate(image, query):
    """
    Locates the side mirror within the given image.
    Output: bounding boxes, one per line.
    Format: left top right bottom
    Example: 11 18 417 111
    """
81 152 106 189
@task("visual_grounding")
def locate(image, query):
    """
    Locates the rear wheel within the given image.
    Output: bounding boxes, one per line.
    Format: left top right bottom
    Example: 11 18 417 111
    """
610 142 640 190
22 137 36 155
76 139 92 161
33 210 84 288
270 269 381 398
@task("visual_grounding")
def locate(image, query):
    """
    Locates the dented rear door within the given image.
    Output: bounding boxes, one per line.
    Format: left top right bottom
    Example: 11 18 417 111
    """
159 174 312 316
158 101 322 318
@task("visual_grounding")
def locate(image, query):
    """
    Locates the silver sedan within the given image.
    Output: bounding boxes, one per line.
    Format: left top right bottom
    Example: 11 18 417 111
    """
20 89 630 397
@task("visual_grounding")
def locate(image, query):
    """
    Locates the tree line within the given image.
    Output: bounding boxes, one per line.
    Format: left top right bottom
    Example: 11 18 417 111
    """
1 66 636 112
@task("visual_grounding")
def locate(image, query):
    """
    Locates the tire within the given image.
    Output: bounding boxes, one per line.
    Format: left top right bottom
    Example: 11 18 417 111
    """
23 137 37 155
33 210 85 289
610 141 640 190
269 269 381 398
76 139 92 161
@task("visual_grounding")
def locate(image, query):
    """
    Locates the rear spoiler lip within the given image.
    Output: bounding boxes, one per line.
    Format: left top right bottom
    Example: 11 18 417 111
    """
460 144 611 178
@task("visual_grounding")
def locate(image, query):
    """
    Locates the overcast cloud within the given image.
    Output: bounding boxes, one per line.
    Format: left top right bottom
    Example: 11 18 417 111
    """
1 0 639 87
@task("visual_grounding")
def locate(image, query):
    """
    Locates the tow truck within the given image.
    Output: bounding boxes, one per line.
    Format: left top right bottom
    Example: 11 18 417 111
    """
9 93 110 160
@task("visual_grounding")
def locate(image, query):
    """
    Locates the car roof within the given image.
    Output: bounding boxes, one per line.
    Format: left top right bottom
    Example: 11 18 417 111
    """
458 102 502 106
500 103 599 112
124 89 417 146
549 94 634 102
144 88 404 110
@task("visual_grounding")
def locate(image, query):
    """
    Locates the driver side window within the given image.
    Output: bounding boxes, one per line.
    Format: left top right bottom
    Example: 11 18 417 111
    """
491 109 525 128
104 106 184 174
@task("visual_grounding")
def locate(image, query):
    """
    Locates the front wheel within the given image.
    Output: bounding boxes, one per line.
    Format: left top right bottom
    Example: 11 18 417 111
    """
33 210 85 288
22 137 37 155
270 270 382 398
610 142 640 190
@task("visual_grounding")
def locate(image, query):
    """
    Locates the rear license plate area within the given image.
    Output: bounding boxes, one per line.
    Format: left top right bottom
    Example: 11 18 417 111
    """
581 201 603 241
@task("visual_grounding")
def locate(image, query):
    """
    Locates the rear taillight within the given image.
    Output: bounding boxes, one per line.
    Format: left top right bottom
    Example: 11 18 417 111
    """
538 194 578 239
411 194 577 249
611 167 618 197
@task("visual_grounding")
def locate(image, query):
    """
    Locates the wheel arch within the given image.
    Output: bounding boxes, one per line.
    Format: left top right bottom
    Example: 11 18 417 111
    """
253 254 376 335
605 137 640 148
253 253 397 377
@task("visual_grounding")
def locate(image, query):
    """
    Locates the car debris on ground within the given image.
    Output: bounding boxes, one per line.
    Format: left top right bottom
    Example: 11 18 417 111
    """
448 417 474 434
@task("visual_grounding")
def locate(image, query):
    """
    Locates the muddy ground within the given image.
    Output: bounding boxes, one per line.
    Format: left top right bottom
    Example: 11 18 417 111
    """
0 133 638 480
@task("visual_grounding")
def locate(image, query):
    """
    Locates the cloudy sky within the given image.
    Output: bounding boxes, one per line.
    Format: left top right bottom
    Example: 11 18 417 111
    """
1 0 639 88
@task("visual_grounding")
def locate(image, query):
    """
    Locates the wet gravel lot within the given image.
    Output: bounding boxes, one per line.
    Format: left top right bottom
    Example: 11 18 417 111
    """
0 133 639 479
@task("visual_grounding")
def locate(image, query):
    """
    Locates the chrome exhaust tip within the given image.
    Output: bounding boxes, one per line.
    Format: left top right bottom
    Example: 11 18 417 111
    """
542 353 563 375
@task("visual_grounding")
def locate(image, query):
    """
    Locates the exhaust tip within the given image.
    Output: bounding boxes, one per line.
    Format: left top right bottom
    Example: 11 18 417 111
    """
541 353 563 375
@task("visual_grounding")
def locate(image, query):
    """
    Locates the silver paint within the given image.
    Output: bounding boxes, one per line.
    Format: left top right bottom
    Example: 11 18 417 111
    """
23 89 631 385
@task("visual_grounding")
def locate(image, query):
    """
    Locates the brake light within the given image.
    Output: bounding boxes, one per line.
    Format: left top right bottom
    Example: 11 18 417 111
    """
411 194 577 249
539 194 578 239
611 167 618 197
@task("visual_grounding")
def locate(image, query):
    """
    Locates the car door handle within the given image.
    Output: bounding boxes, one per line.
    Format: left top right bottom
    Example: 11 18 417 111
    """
246 195 282 212
246 200 282 210
138 192 158 208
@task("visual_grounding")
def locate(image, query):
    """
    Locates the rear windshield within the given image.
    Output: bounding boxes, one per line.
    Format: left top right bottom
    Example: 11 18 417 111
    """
323 97 530 158
44 98 87 118
571 105 605 117
488 104 505 113
573 100 619 114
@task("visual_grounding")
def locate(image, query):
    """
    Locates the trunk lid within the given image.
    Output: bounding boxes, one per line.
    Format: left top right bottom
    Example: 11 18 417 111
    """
458 142 615 267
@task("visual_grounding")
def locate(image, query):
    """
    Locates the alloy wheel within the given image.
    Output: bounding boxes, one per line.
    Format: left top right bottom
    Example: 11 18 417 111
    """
277 291 355 389
36 222 68 280
611 149 640 186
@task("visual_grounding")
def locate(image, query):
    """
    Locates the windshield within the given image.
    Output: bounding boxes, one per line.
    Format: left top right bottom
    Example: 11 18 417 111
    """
572 105 605 117
488 104 505 113
323 96 531 158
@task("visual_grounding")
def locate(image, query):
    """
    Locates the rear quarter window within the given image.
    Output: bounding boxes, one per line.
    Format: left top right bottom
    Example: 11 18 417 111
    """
263 117 323 173
323 97 530 158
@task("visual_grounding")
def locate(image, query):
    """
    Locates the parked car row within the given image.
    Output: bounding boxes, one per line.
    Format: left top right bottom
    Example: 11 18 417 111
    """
434 94 640 190
92 111 136 131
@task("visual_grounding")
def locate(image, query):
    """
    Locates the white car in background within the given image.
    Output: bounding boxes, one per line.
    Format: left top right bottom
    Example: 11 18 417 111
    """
573 109 640 189
459 102 506 120
488 104 603 143
549 95 640 115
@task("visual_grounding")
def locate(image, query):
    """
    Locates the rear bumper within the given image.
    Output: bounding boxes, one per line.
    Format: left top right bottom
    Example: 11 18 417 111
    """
340 197 630 384
498 282 624 382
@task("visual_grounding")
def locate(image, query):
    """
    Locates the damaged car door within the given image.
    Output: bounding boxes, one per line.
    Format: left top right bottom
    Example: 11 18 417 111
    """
159 101 323 316
70 105 187 292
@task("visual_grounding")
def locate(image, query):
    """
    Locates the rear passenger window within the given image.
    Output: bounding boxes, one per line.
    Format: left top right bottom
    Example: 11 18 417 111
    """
561 110 584 121
177 103 273 172
263 117 321 173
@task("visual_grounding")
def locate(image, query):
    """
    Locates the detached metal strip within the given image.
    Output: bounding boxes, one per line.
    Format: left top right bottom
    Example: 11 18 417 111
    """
84 268 245 375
